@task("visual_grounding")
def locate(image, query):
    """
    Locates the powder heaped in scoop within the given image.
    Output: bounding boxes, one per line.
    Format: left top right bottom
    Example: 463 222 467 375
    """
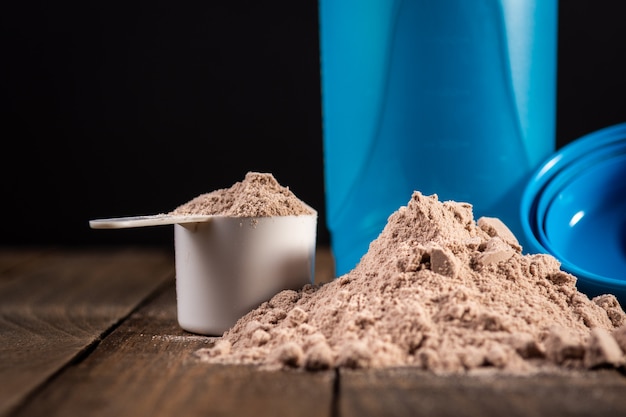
170 172 314 217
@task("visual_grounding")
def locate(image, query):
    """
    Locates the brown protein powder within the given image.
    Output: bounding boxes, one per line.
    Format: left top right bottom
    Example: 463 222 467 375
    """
170 172 315 218
195 191 626 374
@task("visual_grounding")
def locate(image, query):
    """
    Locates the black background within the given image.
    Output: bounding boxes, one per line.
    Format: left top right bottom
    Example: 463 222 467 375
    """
1 1 625 250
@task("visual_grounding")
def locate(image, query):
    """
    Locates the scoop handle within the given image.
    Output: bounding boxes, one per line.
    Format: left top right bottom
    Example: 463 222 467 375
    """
89 214 215 229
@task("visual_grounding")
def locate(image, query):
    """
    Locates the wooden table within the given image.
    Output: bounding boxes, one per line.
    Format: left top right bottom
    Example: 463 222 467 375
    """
2 247 626 417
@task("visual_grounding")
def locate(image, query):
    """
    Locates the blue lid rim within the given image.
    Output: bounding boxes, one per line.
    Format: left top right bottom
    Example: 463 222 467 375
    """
520 121 626 288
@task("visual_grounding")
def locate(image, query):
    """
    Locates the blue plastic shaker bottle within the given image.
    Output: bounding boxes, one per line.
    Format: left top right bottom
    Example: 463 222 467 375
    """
319 0 558 276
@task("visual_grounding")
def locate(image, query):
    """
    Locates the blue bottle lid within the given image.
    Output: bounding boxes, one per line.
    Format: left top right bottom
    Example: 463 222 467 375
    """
521 122 626 303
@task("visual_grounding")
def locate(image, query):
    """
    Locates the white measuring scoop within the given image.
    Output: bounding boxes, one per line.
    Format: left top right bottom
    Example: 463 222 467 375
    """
89 211 318 336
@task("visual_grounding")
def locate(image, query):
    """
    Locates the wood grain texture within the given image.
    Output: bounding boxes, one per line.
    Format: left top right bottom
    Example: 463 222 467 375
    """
13 280 336 417
0 248 174 417
0 248 51 279
338 367 626 417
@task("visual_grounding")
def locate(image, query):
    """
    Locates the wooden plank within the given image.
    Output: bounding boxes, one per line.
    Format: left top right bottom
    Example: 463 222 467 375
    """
13 281 336 417
0 248 51 279
339 367 626 417
0 248 174 417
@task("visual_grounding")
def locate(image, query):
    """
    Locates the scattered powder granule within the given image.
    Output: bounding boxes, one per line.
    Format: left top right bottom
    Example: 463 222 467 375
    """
170 171 314 217
195 191 626 375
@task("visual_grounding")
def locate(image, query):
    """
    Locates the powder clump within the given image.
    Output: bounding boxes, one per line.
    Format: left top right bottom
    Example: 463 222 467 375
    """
170 171 314 217
195 191 626 374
